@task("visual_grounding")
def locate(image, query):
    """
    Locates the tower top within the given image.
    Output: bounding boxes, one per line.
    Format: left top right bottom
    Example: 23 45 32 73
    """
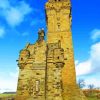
48 0 70 2
46 0 71 10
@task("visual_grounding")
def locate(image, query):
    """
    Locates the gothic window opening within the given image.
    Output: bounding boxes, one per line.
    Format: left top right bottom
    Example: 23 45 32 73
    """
36 80 40 92
58 24 60 29
57 23 61 31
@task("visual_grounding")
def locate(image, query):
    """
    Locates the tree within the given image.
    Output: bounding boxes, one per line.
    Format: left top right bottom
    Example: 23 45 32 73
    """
88 84 94 90
78 79 85 89
88 84 95 96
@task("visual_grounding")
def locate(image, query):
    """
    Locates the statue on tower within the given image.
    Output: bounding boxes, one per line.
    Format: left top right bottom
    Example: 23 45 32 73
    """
37 28 45 42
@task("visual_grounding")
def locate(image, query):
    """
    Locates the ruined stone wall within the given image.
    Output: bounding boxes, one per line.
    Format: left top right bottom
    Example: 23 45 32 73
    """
16 0 87 100
46 42 64 100
16 39 47 100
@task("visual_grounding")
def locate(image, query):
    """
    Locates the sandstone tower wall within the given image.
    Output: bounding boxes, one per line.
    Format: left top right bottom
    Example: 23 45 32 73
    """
45 0 76 92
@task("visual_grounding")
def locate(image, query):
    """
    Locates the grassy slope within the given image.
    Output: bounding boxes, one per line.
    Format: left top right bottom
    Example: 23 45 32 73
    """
0 94 16 98
0 94 99 100
88 97 98 100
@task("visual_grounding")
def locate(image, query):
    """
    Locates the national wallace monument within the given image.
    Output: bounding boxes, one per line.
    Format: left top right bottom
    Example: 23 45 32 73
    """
16 0 87 100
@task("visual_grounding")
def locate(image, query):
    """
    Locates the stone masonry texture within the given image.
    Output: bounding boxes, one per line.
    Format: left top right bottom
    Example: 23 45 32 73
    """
16 0 87 100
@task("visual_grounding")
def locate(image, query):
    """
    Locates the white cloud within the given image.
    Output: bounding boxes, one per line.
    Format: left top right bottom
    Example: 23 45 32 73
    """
90 42 100 71
9 68 19 79
91 29 100 41
76 42 100 76
5 8 24 27
76 60 91 76
85 78 100 88
76 30 100 87
75 60 79 66
0 0 32 27
0 78 17 93
0 69 18 93
0 27 5 38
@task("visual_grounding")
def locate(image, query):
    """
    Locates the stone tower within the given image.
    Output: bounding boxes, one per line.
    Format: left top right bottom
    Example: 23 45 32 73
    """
46 0 75 86
16 0 87 100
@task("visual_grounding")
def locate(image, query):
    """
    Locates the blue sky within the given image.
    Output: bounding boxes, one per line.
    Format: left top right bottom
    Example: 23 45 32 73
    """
0 0 100 93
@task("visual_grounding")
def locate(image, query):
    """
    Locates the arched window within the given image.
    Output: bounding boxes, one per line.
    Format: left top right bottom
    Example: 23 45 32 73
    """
36 80 40 92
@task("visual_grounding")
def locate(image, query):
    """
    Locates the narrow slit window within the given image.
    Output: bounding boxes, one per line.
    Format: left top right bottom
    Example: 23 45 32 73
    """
57 23 61 31
36 80 40 92
58 24 60 29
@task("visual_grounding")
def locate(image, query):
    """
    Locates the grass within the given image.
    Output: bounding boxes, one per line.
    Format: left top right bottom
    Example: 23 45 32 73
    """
0 94 16 98
0 94 99 100
87 97 99 100
83 89 100 100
